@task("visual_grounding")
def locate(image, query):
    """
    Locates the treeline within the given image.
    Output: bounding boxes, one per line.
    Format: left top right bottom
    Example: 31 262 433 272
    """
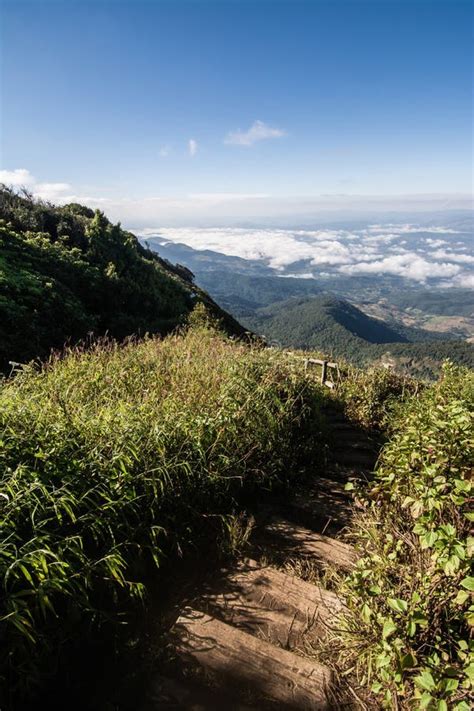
0 187 243 370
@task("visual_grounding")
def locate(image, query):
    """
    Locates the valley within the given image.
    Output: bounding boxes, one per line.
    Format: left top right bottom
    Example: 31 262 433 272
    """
142 232 474 378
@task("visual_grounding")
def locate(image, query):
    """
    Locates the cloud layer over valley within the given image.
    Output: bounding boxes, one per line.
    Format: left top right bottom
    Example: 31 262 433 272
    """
1 168 472 289
140 224 474 289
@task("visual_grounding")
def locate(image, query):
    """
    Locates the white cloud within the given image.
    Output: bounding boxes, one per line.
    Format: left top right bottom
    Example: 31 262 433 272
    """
367 223 461 235
34 182 72 201
225 120 286 146
339 254 461 282
1 168 472 292
452 273 474 288
188 139 198 157
425 238 448 247
431 249 474 264
0 168 36 186
159 145 171 158
0 167 106 205
140 225 473 287
1 170 472 225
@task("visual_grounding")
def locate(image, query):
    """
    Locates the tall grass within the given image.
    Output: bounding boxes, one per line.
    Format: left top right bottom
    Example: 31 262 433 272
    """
0 318 325 702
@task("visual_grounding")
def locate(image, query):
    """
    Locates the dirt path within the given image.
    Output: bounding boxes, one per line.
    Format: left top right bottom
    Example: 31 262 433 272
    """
143 408 380 710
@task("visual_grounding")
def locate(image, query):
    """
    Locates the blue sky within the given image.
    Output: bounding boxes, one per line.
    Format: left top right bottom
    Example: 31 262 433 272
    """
0 0 472 223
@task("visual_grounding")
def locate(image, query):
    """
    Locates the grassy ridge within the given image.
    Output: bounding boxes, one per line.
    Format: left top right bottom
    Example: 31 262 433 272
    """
0 315 324 702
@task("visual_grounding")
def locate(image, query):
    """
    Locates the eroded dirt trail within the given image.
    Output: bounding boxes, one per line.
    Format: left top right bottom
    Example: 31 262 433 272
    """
146 408 380 710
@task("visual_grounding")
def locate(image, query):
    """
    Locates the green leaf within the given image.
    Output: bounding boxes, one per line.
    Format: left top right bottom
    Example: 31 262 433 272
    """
400 652 416 670
375 652 391 669
454 702 471 711
415 670 436 692
460 576 474 591
382 618 397 639
443 678 458 692
444 555 461 575
437 701 447 711
419 691 434 709
420 530 438 548
387 597 408 614
465 663 474 682
454 590 470 605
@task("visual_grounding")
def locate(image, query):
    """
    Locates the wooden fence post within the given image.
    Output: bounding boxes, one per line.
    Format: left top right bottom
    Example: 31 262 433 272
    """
321 360 327 386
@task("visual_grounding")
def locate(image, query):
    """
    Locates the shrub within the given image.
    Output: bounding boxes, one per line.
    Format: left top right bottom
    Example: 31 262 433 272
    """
339 362 473 709
337 365 420 431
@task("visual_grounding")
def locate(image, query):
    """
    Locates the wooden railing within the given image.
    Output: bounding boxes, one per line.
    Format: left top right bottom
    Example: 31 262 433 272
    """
304 358 339 389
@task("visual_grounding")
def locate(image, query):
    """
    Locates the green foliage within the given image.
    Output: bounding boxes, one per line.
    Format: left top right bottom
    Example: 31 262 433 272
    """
0 187 243 370
338 362 474 708
0 324 324 702
244 295 409 353
337 365 421 430
241 295 473 379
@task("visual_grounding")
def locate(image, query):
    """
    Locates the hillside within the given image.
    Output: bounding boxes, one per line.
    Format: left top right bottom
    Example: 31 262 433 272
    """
195 270 324 315
147 239 474 332
0 188 244 369
242 295 474 375
245 295 406 352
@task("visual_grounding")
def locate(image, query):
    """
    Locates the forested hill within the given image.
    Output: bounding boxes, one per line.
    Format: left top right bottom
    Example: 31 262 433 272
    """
245 295 408 353
0 188 244 370
244 295 474 377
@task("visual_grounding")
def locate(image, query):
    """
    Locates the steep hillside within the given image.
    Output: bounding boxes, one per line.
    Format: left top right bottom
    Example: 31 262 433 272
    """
0 188 244 369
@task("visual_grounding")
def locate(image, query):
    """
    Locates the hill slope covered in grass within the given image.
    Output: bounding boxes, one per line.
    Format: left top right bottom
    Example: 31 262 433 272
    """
0 317 325 705
247 295 409 350
0 188 244 370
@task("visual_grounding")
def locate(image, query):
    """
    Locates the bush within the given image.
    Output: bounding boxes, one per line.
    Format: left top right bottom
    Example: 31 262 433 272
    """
337 365 420 431
0 322 324 702
338 362 474 709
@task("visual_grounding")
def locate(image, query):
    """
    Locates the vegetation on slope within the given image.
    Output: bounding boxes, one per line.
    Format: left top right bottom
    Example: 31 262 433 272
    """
0 312 325 704
195 270 323 315
0 187 243 370
336 363 473 709
244 295 474 378
246 295 409 349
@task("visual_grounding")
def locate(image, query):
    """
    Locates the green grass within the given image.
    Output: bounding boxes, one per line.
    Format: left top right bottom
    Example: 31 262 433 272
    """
0 315 325 703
